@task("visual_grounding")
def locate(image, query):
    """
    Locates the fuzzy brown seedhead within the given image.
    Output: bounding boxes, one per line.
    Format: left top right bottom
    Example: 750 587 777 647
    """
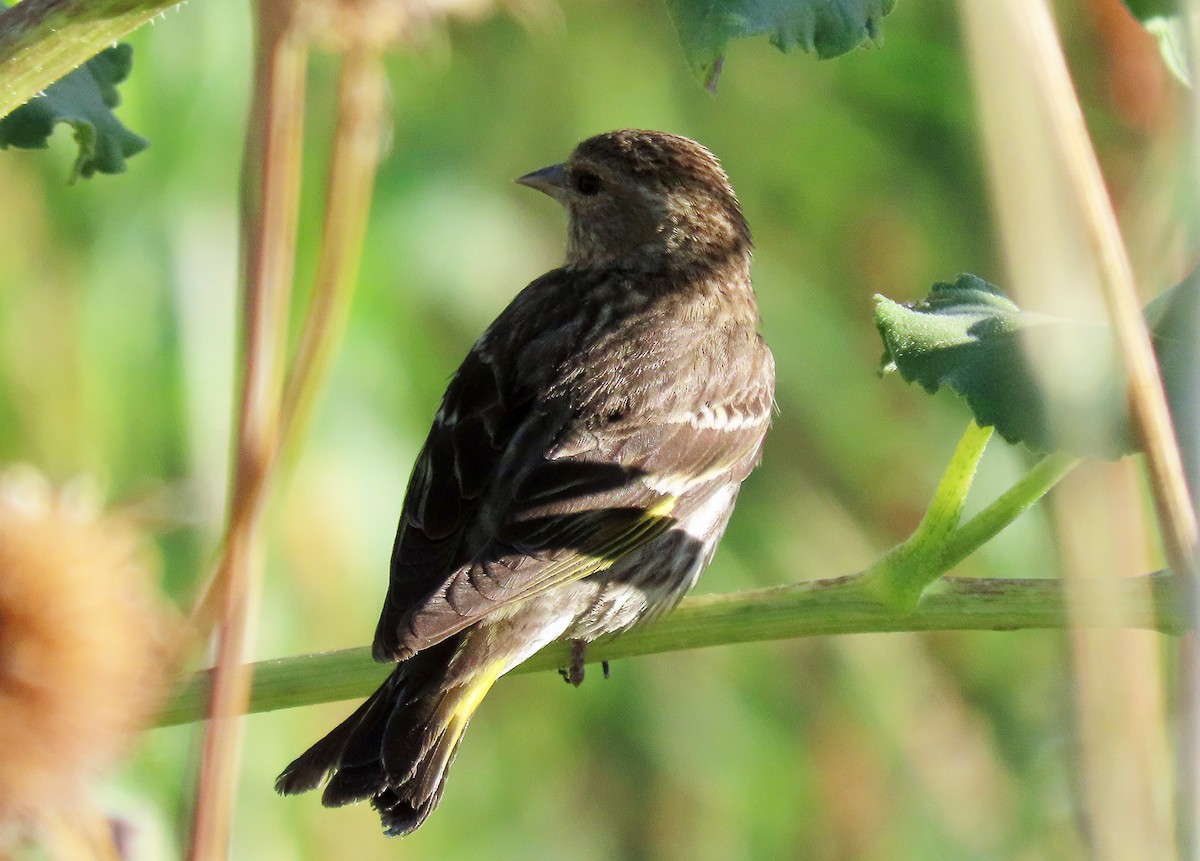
0 470 167 833
518 129 751 270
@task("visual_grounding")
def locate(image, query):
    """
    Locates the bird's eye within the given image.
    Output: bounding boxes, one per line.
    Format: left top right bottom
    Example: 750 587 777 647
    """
575 172 602 196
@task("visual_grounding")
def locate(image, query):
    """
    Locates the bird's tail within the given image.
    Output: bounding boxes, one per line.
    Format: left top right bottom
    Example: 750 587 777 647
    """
275 634 508 836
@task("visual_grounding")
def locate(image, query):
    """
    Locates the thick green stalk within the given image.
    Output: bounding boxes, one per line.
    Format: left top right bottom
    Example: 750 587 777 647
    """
157 571 1187 728
0 0 184 119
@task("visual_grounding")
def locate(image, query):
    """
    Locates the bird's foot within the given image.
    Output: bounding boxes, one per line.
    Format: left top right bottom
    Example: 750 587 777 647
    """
557 642 612 686
559 640 587 687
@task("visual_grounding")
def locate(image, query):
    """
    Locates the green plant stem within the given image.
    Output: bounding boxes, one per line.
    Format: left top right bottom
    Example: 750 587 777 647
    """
159 426 1085 731
943 450 1080 569
0 0 182 119
860 422 1079 611
918 421 994 549
157 571 1187 728
861 421 993 609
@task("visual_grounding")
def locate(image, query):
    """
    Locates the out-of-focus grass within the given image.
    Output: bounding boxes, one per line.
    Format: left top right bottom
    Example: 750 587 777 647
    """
0 0 1185 857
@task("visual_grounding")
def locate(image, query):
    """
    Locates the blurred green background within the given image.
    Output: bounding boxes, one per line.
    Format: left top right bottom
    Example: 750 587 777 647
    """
0 0 1186 857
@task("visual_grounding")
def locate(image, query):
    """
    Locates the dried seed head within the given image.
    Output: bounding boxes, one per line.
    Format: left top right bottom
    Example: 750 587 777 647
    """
0 468 168 828
297 0 540 52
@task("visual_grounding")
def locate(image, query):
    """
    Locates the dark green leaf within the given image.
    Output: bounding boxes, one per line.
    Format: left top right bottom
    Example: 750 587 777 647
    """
875 274 1133 459
1120 0 1189 85
1146 270 1200 500
0 44 149 180
664 0 897 90
1123 0 1175 19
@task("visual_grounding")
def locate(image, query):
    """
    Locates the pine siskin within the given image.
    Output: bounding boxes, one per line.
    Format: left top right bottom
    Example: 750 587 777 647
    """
276 129 775 836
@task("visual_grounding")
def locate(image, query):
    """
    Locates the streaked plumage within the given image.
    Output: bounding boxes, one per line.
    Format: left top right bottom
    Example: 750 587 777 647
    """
276 129 775 836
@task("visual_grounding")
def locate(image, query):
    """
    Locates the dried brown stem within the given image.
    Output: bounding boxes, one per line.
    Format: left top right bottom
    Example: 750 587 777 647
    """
1021 12 1197 584
187 2 308 857
959 2 1184 857
280 49 388 452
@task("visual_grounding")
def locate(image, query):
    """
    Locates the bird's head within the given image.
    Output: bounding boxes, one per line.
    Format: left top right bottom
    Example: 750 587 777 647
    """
517 129 751 271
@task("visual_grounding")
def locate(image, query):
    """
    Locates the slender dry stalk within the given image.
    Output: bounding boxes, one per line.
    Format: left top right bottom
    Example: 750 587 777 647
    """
1006 2 1199 856
187 5 397 855
1057 464 1173 859
959 1 1179 858
187 2 308 857
184 13 394 642
1025 9 1197 583
280 48 389 455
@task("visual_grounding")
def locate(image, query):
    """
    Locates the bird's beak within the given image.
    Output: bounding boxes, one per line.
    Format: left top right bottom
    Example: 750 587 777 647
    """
516 163 569 202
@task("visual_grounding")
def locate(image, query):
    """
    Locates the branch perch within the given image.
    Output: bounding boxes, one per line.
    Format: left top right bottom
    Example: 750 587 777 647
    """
159 571 1187 728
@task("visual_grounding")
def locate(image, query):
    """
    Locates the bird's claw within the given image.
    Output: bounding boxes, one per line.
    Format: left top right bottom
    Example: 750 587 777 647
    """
558 643 614 686
560 640 587 687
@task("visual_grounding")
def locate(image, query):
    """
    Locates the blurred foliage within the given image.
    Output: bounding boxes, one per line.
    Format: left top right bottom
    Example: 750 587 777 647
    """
1122 0 1174 14
0 0 1189 858
665 0 895 88
1146 268 1200 499
1121 0 1190 84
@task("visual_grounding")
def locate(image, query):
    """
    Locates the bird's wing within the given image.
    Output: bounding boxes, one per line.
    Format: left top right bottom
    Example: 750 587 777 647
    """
372 297 774 660
369 338 534 660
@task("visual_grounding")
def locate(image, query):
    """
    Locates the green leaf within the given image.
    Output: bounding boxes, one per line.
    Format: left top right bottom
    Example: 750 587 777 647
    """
664 0 897 90
877 272 1200 461
0 43 149 180
875 274 1133 459
1121 0 1190 85
1146 269 1200 499
1123 0 1175 16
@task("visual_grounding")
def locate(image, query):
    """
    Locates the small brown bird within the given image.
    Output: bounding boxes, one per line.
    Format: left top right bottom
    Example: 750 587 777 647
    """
276 129 775 836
